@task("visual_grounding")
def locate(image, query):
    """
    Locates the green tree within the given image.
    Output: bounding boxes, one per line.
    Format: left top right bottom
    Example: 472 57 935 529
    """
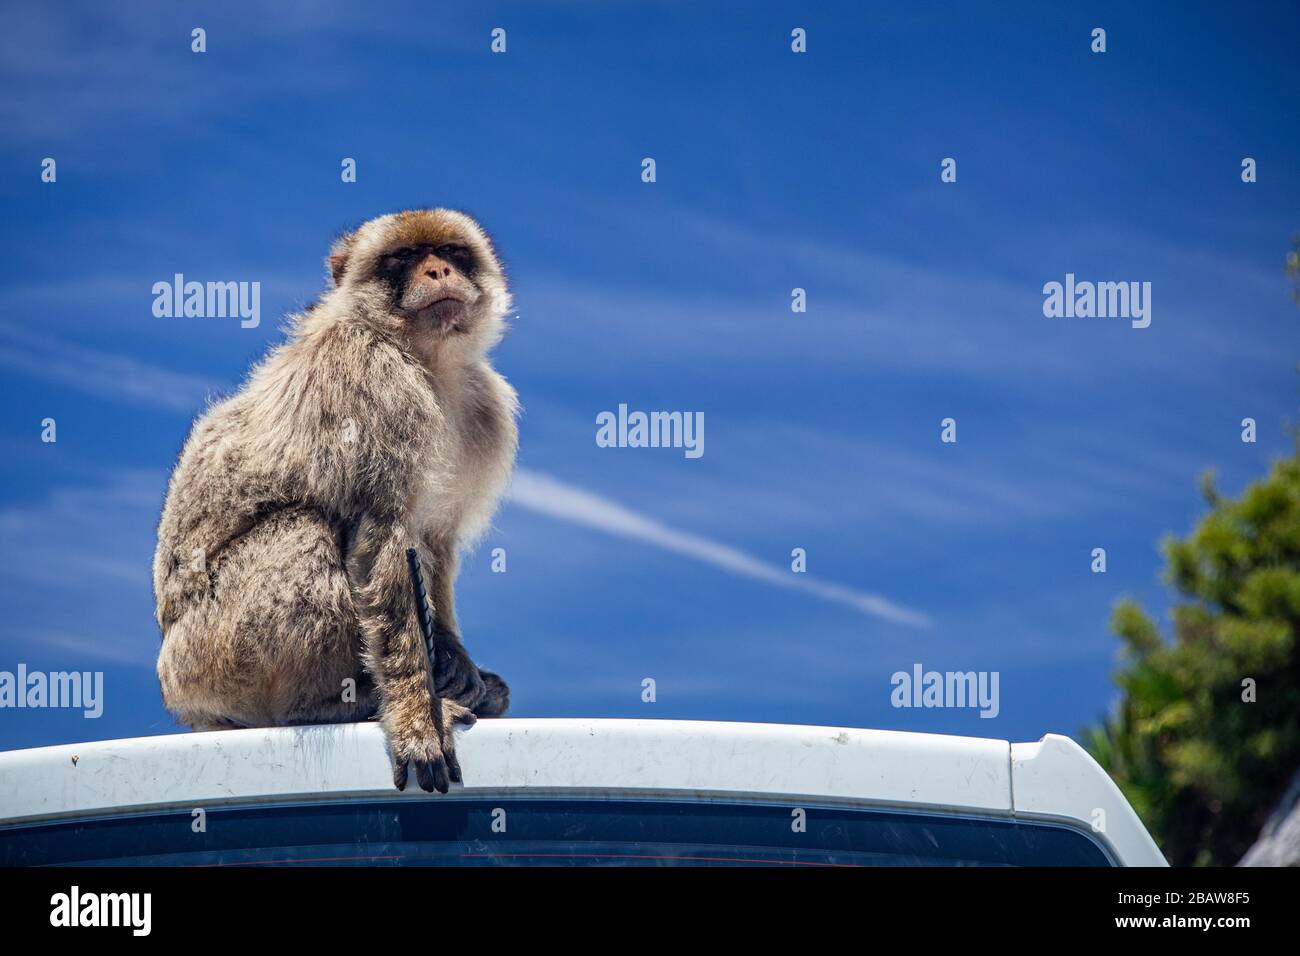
1085 449 1300 865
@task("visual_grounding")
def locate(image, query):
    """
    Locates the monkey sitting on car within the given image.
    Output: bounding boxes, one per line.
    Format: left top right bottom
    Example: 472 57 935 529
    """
153 209 518 793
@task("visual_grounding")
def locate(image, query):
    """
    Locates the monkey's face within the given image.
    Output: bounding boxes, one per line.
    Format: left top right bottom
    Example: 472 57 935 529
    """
327 209 510 352
380 243 482 334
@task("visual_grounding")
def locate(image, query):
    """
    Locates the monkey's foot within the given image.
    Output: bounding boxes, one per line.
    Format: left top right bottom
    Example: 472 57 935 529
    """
386 698 477 794
434 636 487 708
473 670 510 718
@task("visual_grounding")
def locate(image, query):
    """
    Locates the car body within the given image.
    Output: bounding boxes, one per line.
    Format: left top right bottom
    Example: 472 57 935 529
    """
0 718 1166 866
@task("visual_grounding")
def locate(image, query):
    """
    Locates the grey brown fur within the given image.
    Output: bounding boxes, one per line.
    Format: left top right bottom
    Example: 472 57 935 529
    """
153 209 518 792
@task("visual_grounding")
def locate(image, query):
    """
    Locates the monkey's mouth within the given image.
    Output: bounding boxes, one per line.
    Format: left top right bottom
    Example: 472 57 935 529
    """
416 297 469 332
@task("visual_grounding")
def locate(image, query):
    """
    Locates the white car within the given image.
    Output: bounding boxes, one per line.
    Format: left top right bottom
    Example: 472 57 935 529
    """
0 719 1166 866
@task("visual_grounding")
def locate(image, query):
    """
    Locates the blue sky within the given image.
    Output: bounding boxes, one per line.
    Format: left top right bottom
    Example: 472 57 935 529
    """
1 1 1297 750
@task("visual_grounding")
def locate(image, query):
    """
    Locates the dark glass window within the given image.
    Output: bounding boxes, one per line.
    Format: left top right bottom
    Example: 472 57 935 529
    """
0 797 1114 867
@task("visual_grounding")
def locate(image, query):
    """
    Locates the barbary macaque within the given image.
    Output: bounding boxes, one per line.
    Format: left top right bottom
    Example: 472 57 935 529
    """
153 209 518 793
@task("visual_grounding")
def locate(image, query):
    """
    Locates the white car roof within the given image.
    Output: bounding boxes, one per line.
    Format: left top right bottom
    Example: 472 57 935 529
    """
0 718 1166 865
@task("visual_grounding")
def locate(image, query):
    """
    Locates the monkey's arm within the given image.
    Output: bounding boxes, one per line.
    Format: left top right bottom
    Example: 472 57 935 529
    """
351 516 475 792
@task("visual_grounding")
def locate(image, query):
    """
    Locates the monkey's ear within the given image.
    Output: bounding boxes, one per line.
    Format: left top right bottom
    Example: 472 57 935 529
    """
327 231 358 287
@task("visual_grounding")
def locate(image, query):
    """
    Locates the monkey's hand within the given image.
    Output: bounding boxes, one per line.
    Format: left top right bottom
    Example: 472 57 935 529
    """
433 633 487 709
386 697 477 794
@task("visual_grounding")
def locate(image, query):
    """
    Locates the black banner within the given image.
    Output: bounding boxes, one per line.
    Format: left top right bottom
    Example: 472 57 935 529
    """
1 865 1290 941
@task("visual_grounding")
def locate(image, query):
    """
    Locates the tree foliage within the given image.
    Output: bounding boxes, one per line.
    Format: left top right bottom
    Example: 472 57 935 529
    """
1085 449 1300 865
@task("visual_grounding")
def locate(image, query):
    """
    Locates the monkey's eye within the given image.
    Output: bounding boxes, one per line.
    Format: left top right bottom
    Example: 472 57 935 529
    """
436 244 476 272
381 247 420 271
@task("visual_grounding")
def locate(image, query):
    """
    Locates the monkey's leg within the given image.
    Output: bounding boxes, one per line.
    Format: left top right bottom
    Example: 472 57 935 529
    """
158 508 375 730
350 517 476 793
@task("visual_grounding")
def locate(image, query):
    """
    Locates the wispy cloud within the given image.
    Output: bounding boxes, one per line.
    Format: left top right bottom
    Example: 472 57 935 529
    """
0 469 164 670
0 468 164 591
23 629 156 667
0 323 215 412
507 467 929 627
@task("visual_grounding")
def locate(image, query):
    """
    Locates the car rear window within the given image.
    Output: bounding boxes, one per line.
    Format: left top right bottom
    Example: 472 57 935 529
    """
0 796 1113 866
